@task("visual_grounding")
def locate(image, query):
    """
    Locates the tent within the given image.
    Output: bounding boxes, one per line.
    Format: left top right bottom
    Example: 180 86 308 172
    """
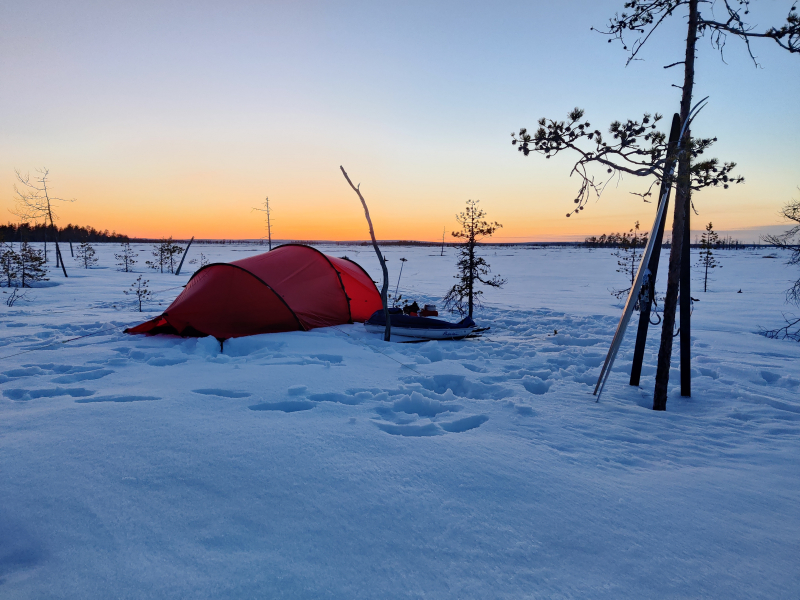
126 244 383 340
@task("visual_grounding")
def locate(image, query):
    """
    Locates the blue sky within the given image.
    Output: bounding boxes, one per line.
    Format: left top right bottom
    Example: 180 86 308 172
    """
1 1 797 240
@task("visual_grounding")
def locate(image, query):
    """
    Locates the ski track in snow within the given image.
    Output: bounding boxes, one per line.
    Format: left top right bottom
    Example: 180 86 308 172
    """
1 243 799 598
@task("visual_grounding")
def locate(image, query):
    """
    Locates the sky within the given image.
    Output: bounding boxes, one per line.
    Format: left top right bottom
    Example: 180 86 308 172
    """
1 0 798 242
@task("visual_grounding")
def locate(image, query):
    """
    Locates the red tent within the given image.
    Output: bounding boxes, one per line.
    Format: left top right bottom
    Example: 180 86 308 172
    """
126 244 382 340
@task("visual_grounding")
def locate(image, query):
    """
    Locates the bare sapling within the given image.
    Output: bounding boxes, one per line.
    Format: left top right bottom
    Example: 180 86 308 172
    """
762 189 800 341
340 166 391 341
115 242 138 272
12 168 74 278
124 275 152 312
612 221 648 301
253 198 274 250
75 240 98 269
5 287 28 307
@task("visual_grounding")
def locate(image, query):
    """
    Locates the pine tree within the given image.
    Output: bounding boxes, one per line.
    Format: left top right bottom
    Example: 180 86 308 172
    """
18 241 48 287
145 240 166 272
443 199 506 317
115 242 137 272
697 222 719 292
124 275 151 312
1 239 19 288
75 240 98 269
146 238 182 273
166 238 184 274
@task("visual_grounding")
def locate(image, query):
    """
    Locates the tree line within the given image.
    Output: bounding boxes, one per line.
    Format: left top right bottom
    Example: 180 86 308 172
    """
0 222 129 243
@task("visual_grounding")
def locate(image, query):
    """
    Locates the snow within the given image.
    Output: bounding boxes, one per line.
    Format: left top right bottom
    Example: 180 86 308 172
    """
1 242 799 598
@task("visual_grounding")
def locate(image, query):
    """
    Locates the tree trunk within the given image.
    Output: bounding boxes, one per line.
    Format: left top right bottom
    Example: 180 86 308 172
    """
680 189 691 397
468 240 475 318
653 0 698 411
341 166 391 341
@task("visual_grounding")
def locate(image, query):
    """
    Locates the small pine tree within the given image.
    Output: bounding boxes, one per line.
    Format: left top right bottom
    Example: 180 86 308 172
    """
697 221 719 292
115 242 138 272
1 239 19 288
146 237 182 273
18 241 48 287
124 275 151 312
611 221 648 300
167 238 184 274
443 199 506 317
74 240 98 269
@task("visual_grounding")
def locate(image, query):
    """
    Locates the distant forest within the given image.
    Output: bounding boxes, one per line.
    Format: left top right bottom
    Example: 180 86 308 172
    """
0 222 129 243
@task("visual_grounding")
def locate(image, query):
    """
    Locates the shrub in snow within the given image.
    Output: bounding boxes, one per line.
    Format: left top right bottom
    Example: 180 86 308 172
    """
611 220 648 301
146 238 184 273
124 275 152 312
18 241 48 287
1 239 19 287
115 242 138 272
75 240 98 269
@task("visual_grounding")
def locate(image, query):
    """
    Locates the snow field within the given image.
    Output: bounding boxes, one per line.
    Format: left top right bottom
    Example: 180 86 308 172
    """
1 242 799 598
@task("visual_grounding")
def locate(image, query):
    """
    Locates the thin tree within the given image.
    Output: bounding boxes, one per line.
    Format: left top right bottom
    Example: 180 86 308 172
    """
340 166 391 341
762 189 800 340
697 221 719 292
253 197 274 250
115 242 138 272
1 238 18 288
124 275 152 312
513 0 798 410
74 240 98 269
166 238 184 274
11 168 74 277
612 221 649 300
443 199 506 318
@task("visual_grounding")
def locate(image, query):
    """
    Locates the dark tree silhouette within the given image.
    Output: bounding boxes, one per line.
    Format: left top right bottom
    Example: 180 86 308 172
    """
11 168 74 278
18 241 48 287
697 221 719 292
75 240 98 269
115 242 138 272
124 275 152 312
444 199 506 318
513 0 798 410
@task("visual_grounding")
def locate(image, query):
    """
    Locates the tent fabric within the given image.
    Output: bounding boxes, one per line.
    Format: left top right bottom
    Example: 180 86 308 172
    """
126 244 382 340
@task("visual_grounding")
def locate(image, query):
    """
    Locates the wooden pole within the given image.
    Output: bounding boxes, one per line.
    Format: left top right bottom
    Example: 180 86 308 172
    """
630 113 681 386
680 191 691 396
340 166 391 341
174 236 195 276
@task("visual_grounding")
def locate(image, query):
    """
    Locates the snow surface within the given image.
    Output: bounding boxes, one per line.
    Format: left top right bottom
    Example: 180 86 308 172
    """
1 242 799 599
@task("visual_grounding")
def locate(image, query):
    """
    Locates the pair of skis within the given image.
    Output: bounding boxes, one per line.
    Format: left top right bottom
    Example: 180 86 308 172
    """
593 98 708 401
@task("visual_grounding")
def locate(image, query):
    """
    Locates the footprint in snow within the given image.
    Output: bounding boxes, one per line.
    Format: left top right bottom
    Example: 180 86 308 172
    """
249 400 316 413
192 388 252 398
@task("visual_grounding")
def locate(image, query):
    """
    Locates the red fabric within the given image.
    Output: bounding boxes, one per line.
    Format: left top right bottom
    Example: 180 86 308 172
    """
328 256 384 322
126 245 381 340
232 246 350 330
